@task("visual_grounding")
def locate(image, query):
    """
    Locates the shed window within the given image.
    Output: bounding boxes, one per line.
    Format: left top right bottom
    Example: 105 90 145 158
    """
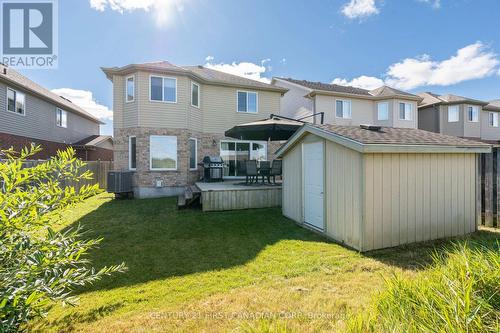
129 136 137 170
336 99 352 119
467 106 479 122
399 102 412 120
237 91 257 113
377 102 389 120
7 88 25 115
56 108 67 128
150 76 177 103
150 135 177 170
489 112 499 127
448 105 459 122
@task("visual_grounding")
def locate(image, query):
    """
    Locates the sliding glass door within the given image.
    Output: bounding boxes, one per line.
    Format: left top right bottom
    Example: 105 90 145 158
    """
220 140 267 177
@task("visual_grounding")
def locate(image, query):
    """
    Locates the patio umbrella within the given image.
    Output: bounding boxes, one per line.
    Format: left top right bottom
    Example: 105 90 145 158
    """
225 115 304 141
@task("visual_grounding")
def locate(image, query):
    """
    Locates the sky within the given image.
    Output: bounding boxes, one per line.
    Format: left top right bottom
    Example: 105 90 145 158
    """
17 0 500 135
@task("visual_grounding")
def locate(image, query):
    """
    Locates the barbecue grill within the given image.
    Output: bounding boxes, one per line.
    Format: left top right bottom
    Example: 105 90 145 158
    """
202 156 224 182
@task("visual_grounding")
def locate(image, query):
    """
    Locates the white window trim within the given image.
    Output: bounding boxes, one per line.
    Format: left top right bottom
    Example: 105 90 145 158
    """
129 136 137 171
219 140 268 178
191 82 200 108
149 135 178 171
398 102 413 121
377 101 389 121
489 112 499 128
236 90 259 113
125 75 135 103
6 87 26 117
448 105 460 123
56 108 67 128
466 105 479 123
335 99 352 119
189 138 198 170
149 75 177 104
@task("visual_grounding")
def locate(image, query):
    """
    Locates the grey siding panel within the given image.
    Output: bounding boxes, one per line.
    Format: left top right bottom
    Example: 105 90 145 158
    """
480 110 500 141
0 81 99 143
418 105 440 133
282 143 302 222
440 105 464 137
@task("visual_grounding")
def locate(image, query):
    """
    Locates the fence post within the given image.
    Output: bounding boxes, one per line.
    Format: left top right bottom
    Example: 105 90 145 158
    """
476 154 482 229
484 152 494 227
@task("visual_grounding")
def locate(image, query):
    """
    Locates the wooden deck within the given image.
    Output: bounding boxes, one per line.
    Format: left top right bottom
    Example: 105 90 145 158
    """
196 180 282 212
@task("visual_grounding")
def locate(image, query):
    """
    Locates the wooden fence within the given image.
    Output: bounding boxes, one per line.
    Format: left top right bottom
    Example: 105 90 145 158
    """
479 148 499 228
2 159 113 190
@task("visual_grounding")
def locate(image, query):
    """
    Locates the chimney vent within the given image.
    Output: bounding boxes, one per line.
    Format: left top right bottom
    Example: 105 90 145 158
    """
360 124 382 131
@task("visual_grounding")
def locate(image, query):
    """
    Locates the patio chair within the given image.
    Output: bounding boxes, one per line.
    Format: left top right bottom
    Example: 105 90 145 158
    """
270 160 282 184
245 160 258 185
259 161 271 184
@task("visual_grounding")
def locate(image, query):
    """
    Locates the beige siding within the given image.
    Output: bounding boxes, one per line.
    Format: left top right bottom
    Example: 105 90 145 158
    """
282 142 302 222
325 141 363 249
202 187 281 212
362 153 476 251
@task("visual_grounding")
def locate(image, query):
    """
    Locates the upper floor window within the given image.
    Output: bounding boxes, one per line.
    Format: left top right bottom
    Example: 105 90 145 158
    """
56 108 67 128
448 105 459 122
191 82 200 108
377 102 389 121
467 105 479 122
150 135 177 170
7 87 25 115
489 112 499 127
126 76 135 102
237 91 258 113
129 136 137 170
399 102 413 121
336 99 352 119
150 76 177 103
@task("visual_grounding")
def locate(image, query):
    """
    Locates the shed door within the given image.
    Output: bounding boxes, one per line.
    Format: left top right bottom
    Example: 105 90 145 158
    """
303 141 324 230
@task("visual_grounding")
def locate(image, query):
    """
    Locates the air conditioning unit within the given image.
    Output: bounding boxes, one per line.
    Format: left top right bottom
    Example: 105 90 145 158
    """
107 171 134 197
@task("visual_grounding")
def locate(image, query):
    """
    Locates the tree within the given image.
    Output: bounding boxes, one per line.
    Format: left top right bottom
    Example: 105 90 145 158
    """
0 145 126 332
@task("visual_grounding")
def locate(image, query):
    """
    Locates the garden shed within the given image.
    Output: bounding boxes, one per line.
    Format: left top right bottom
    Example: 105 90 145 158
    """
276 124 491 251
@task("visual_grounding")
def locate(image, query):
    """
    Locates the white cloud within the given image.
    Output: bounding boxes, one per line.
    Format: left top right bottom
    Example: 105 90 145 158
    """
52 88 113 121
341 0 379 19
89 0 184 27
205 55 214 62
332 75 385 90
204 60 271 83
332 42 500 90
417 0 441 9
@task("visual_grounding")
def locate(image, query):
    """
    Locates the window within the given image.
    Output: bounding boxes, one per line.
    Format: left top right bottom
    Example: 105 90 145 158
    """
7 88 25 115
150 76 177 103
150 135 177 170
336 99 352 119
377 102 389 120
399 102 413 120
191 82 200 108
467 106 479 122
56 108 67 128
129 136 137 170
237 91 258 113
489 112 499 127
448 105 459 122
126 76 135 102
189 138 197 170
220 141 267 177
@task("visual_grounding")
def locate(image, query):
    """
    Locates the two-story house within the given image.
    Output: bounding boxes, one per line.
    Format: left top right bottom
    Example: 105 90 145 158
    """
101 61 287 198
0 64 112 160
272 78 422 128
417 92 500 142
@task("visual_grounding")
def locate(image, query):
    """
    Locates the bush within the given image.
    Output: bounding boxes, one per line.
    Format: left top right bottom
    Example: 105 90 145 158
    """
346 241 500 333
0 146 126 332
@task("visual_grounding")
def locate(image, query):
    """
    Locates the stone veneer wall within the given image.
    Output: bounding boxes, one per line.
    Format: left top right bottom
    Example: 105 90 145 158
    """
114 127 283 197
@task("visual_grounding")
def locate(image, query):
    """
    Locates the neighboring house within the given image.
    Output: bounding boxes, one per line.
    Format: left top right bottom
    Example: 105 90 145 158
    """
418 92 500 142
0 64 112 160
277 123 489 251
272 78 422 128
101 61 287 198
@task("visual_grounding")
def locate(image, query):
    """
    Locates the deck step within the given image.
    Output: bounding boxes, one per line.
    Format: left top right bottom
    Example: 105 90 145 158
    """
177 194 186 208
178 185 202 209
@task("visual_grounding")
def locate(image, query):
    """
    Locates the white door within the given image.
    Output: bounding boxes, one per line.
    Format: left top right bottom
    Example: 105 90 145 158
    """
303 141 324 230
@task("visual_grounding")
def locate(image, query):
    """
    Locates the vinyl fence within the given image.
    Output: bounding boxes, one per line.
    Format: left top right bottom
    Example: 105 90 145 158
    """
479 149 499 228
1 159 113 191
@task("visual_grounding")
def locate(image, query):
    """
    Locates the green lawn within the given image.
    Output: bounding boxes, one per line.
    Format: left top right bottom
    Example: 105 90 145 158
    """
29 193 499 333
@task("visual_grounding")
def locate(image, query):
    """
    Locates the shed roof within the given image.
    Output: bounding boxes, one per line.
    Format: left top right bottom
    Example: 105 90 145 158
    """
276 124 491 156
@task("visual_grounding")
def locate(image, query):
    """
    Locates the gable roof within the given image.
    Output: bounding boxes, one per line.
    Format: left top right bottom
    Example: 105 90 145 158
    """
273 77 421 101
418 92 488 108
101 61 287 93
73 135 113 147
276 123 490 156
0 64 103 124
484 99 500 112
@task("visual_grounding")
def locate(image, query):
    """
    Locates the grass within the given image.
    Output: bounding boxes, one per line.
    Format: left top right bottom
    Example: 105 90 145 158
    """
28 193 499 333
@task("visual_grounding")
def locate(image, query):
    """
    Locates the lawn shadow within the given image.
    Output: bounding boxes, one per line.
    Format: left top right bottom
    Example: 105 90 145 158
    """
364 229 500 271
64 196 329 293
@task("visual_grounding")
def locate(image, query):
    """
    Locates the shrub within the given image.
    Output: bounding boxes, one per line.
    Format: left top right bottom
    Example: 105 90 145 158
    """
0 146 126 332
346 241 500 333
